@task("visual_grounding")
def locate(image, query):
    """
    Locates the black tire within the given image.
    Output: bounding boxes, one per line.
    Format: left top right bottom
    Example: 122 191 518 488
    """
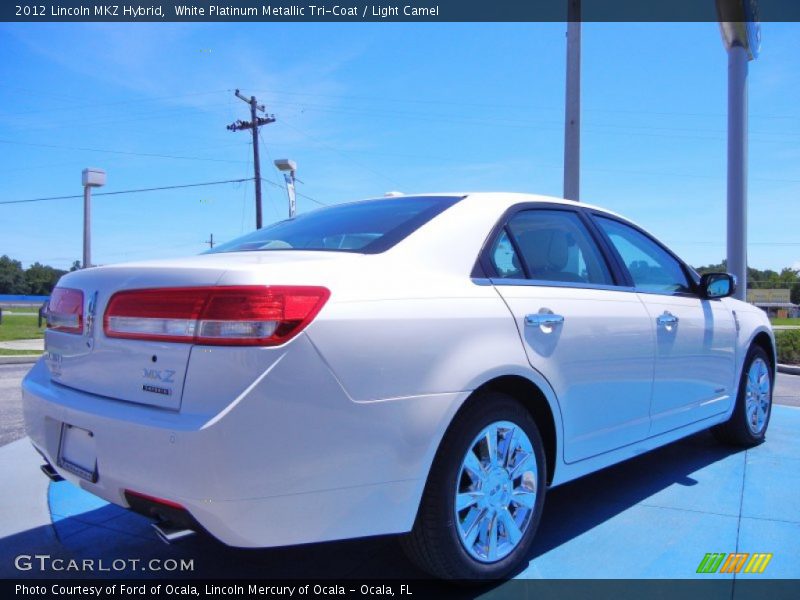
712 345 773 446
400 391 547 580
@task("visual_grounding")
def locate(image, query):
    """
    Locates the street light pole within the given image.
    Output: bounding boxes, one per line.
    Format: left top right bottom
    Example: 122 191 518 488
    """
726 44 749 300
81 168 106 269
717 0 760 300
83 184 91 269
274 159 298 218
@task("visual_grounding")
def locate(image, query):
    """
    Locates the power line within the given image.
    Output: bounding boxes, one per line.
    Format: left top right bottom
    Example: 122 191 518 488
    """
0 139 249 165
4 83 799 123
0 175 329 209
0 178 253 206
270 101 800 144
259 177 329 207
0 89 231 118
252 87 800 122
280 118 402 187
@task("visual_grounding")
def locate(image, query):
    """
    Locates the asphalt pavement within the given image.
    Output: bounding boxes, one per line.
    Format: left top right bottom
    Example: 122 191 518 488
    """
0 364 30 447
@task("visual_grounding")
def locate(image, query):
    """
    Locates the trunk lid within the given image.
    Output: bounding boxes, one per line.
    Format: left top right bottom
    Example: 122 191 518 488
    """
44 251 356 410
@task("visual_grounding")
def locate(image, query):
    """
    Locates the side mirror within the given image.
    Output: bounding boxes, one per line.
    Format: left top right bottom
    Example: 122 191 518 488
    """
700 272 736 299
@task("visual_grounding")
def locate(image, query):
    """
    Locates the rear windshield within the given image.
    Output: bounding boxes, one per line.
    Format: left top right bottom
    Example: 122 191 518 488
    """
208 195 462 255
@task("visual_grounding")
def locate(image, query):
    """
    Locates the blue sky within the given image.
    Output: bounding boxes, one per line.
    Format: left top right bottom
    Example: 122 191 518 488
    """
1 22 798 271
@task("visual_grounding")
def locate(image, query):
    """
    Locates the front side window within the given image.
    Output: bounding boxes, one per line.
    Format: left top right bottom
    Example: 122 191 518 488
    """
595 216 692 294
492 209 613 285
209 196 461 255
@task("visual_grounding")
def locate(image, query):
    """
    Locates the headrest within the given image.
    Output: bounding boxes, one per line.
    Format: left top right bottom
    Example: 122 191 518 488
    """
516 228 569 272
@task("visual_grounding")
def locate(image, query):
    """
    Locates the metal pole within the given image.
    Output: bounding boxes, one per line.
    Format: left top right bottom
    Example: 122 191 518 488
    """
250 96 263 229
83 185 91 268
727 44 748 299
563 0 581 201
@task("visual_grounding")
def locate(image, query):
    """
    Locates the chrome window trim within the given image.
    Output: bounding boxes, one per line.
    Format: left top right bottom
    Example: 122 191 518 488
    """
472 202 628 287
586 211 704 300
486 277 636 293
475 276 714 302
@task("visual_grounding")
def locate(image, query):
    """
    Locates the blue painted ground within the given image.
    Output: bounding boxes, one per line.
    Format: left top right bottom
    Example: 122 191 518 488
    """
15 406 800 580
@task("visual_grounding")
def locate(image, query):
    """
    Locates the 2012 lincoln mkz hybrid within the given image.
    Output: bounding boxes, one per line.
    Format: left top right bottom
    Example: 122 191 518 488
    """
23 193 775 580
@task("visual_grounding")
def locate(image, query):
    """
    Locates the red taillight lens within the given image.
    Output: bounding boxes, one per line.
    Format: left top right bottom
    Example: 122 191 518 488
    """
103 286 330 346
47 288 84 334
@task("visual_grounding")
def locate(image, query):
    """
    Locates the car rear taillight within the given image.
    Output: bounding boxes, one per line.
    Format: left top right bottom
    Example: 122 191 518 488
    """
103 286 330 346
47 288 84 334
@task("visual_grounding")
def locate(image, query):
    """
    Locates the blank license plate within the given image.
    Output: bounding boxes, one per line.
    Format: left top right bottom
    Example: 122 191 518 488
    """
57 423 98 482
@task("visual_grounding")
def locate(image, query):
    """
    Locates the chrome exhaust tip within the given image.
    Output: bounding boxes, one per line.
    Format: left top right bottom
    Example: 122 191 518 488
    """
152 521 196 544
40 463 64 482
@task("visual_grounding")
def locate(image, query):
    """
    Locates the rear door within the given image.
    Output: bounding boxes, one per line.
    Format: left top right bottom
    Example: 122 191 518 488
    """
484 206 655 463
590 214 737 436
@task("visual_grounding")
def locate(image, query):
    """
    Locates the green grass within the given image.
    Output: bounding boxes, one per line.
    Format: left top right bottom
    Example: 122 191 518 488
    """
771 318 800 327
0 313 45 342
0 348 42 356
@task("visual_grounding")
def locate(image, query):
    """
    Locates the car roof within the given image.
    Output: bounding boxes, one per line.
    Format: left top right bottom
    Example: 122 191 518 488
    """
374 192 628 221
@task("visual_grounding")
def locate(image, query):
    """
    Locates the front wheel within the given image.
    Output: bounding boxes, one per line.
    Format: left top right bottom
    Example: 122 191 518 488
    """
713 346 773 446
401 393 546 580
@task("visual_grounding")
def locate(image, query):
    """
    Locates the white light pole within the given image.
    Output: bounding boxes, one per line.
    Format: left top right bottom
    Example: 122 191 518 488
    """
274 159 298 218
717 0 760 300
81 168 106 269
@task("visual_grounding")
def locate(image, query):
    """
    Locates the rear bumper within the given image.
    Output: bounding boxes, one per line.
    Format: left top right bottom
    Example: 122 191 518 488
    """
21 335 465 547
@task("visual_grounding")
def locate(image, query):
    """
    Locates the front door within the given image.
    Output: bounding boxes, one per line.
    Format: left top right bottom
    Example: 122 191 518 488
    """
592 215 737 436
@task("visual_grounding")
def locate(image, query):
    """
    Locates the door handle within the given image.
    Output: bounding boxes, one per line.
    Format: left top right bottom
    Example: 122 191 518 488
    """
656 312 679 329
525 313 565 328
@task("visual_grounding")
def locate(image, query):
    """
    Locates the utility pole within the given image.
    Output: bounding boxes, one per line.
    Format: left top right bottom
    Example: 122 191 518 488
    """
205 233 214 249
227 90 276 229
563 0 581 201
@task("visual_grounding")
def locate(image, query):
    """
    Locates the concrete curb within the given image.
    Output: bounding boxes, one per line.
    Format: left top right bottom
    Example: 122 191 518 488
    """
778 363 800 376
0 354 41 365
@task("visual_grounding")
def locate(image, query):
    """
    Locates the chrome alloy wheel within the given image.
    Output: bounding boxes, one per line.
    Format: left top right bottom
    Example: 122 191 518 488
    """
454 420 538 563
745 357 771 435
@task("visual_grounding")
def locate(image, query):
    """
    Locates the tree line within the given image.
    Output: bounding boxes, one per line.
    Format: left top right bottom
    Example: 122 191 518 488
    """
0 255 80 296
0 253 798 302
695 260 800 304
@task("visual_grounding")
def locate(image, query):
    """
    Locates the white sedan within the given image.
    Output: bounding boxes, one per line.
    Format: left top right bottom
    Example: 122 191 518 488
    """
22 193 775 580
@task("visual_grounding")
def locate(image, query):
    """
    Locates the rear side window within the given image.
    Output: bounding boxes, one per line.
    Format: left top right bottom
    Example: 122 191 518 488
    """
490 231 524 278
209 196 462 255
492 209 613 286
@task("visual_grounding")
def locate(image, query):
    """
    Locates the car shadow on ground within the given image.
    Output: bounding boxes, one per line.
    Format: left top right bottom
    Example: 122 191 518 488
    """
1 430 745 593
528 429 743 559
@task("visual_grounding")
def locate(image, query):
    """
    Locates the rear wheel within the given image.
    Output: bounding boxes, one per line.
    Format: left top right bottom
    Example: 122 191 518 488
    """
401 392 546 580
713 346 773 446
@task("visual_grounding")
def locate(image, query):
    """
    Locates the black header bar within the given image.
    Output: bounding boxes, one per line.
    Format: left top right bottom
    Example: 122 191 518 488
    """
4 0 800 23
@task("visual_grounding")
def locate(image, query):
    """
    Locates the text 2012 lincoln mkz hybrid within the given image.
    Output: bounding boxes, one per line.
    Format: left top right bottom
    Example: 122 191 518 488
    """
22 193 775 580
